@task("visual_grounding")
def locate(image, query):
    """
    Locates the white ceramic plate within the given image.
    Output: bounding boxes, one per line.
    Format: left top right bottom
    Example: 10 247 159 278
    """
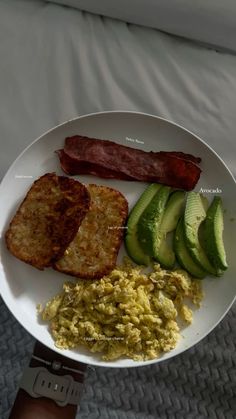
0 111 236 368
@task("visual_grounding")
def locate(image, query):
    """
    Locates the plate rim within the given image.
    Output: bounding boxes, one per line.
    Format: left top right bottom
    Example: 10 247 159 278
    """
0 110 235 368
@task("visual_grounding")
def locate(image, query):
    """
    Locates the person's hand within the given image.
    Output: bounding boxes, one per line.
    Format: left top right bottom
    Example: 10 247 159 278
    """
8 341 87 419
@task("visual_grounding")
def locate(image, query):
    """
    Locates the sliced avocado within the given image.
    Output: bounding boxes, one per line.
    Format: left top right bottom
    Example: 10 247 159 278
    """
203 196 228 271
154 191 186 268
184 192 218 275
137 185 171 256
125 183 161 265
201 195 209 212
174 218 207 279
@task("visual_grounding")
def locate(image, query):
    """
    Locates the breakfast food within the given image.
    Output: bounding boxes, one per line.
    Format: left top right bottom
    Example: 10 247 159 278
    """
126 184 185 269
57 135 202 190
5 173 90 269
203 196 228 271
137 185 171 258
54 184 128 279
125 183 161 266
4 130 229 365
40 259 203 361
183 192 218 276
174 218 207 279
125 185 228 278
151 190 186 268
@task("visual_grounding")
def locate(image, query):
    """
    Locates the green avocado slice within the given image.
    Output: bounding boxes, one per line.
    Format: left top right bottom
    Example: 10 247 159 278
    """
137 185 171 257
154 191 186 268
174 217 207 278
125 183 161 265
184 192 218 276
203 196 228 271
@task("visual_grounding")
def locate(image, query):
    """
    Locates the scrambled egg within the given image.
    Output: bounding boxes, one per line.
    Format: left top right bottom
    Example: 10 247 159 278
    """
40 258 203 361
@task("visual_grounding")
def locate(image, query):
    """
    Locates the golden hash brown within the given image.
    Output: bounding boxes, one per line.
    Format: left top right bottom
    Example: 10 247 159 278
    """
5 173 90 269
54 184 128 279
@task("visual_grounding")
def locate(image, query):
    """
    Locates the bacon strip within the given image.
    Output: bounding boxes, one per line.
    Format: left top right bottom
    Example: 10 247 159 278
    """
158 151 201 165
57 135 202 191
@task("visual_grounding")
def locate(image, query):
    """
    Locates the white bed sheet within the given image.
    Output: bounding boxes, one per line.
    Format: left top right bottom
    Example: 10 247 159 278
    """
0 0 236 181
0 3 236 417
50 0 236 53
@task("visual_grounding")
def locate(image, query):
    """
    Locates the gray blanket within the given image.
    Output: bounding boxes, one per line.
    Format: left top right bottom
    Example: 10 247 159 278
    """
1 297 235 419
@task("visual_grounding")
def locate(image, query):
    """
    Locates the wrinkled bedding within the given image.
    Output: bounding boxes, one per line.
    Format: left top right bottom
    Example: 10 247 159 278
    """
0 1 235 418
1 0 236 180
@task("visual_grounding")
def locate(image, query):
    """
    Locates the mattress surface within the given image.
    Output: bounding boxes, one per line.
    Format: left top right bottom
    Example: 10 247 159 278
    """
1 0 236 179
0 1 235 418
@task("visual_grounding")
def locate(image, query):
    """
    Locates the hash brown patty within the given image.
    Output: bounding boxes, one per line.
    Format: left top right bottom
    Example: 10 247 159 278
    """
5 173 90 269
54 184 128 279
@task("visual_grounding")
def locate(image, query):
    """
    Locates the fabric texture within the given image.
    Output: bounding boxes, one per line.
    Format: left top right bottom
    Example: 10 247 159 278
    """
1 296 236 419
49 0 236 52
0 1 236 418
1 0 236 180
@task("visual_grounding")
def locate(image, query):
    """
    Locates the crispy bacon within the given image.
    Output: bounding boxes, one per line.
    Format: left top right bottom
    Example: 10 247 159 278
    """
158 151 201 165
57 135 202 191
